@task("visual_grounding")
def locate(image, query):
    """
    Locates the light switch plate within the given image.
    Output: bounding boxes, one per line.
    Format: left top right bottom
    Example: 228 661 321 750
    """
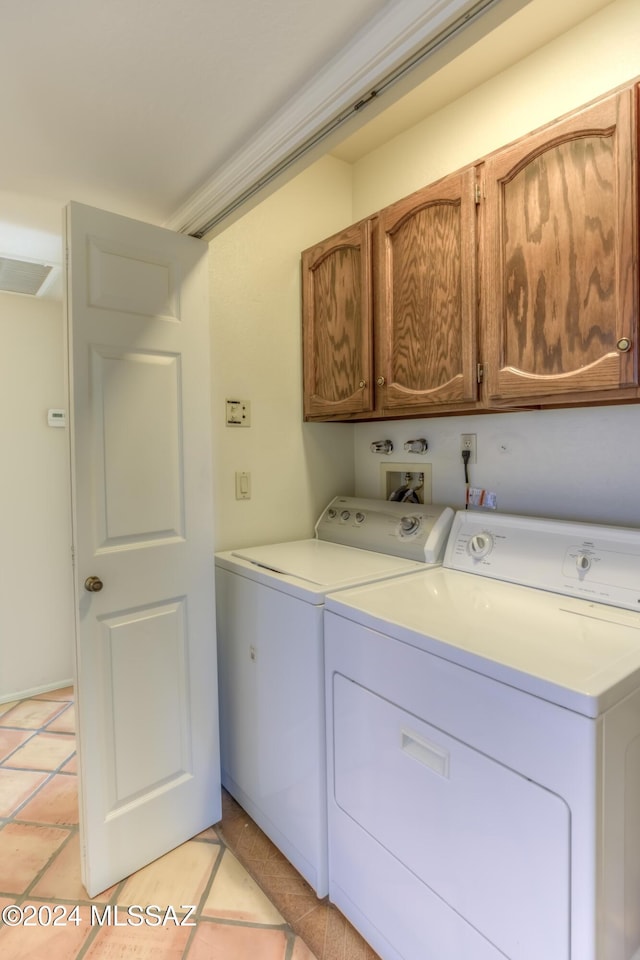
226 399 251 427
235 471 251 500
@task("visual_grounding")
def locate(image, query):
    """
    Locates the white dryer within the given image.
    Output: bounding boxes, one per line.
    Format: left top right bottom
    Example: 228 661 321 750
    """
324 510 640 960
214 496 454 897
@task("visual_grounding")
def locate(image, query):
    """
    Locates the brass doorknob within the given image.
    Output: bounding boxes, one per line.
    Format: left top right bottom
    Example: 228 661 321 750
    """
84 576 103 593
617 337 632 353
376 376 386 386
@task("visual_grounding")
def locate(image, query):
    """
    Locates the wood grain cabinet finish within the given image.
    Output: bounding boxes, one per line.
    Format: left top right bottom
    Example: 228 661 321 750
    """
302 84 639 422
482 89 638 406
302 220 373 418
376 169 478 412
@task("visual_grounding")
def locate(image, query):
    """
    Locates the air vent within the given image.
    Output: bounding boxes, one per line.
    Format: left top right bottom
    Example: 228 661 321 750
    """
0 257 53 296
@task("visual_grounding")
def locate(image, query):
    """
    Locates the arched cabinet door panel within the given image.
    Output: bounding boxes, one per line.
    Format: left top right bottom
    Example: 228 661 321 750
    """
483 89 637 405
376 168 478 412
302 220 373 419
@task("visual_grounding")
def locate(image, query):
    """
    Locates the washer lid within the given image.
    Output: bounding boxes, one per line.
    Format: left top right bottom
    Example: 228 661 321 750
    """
231 539 425 587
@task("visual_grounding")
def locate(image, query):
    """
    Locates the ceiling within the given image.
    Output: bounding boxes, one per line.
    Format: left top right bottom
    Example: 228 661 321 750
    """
0 0 390 226
0 0 617 296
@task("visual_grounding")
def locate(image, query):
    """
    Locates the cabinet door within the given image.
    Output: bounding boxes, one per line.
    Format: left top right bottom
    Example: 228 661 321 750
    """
302 220 373 419
376 169 478 411
483 90 637 404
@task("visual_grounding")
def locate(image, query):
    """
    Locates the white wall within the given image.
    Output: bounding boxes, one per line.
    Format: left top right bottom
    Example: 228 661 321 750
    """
355 406 640 525
208 156 356 550
352 0 640 217
0 292 74 701
0 190 63 300
352 0 640 528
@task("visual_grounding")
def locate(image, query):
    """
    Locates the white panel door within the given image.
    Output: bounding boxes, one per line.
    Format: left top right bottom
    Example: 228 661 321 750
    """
65 201 219 897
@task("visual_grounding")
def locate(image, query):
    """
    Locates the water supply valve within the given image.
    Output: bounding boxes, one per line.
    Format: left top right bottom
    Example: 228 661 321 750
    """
370 440 393 454
404 438 428 454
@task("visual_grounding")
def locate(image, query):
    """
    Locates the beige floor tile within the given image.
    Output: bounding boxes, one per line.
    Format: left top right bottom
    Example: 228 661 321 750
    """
7 732 75 771
31 832 116 903
292 937 321 960
84 919 191 959
0 768 48 817
1 700 68 730
17 773 79 825
202 848 285 924
0 728 33 762
46 704 76 734
0 700 21 720
194 826 219 842
60 753 78 774
0 902 92 960
118 838 220 911
33 686 75 702
186 921 288 960
0 822 70 894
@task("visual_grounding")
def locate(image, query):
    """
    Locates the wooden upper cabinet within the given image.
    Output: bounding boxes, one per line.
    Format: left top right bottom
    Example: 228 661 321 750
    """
483 90 638 404
376 168 478 411
302 220 373 419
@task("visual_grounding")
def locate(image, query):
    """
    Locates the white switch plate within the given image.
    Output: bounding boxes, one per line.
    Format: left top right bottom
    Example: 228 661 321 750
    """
47 408 66 427
226 399 251 427
235 471 251 500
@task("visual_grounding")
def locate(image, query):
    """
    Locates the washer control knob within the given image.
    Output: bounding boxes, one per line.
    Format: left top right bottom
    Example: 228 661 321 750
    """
576 553 591 572
355 512 365 524
340 510 351 521
400 515 420 536
326 508 337 520
468 532 494 559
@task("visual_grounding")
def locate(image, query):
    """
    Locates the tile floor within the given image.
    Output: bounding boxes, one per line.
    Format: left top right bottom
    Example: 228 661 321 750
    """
0 689 379 960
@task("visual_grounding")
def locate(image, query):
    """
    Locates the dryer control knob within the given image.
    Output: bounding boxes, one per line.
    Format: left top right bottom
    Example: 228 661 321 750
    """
400 515 420 536
576 553 591 572
468 532 493 559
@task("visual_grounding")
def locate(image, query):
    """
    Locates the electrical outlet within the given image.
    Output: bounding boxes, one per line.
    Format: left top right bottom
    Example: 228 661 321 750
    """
460 433 477 464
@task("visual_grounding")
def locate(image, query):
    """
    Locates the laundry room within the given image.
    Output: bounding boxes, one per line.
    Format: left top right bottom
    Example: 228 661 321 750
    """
0 0 637 701
210 0 640 557
1 0 640 955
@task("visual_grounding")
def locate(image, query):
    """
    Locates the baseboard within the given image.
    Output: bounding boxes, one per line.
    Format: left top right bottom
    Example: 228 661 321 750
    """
0 678 74 704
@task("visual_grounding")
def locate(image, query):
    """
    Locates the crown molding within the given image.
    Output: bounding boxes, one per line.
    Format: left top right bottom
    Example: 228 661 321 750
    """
165 0 523 237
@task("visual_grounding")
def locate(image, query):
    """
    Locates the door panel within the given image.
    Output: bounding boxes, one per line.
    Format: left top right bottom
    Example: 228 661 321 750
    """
66 201 219 897
87 234 180 318
483 90 637 402
93 348 184 545
101 599 190 808
377 169 478 410
302 220 374 418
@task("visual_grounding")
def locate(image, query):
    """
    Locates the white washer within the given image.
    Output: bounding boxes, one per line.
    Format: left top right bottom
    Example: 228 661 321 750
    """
214 496 454 897
324 510 640 960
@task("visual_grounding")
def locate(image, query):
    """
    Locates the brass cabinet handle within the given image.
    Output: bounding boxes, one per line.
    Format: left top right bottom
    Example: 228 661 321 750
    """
376 376 386 386
84 576 104 593
617 338 632 353
358 379 367 388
